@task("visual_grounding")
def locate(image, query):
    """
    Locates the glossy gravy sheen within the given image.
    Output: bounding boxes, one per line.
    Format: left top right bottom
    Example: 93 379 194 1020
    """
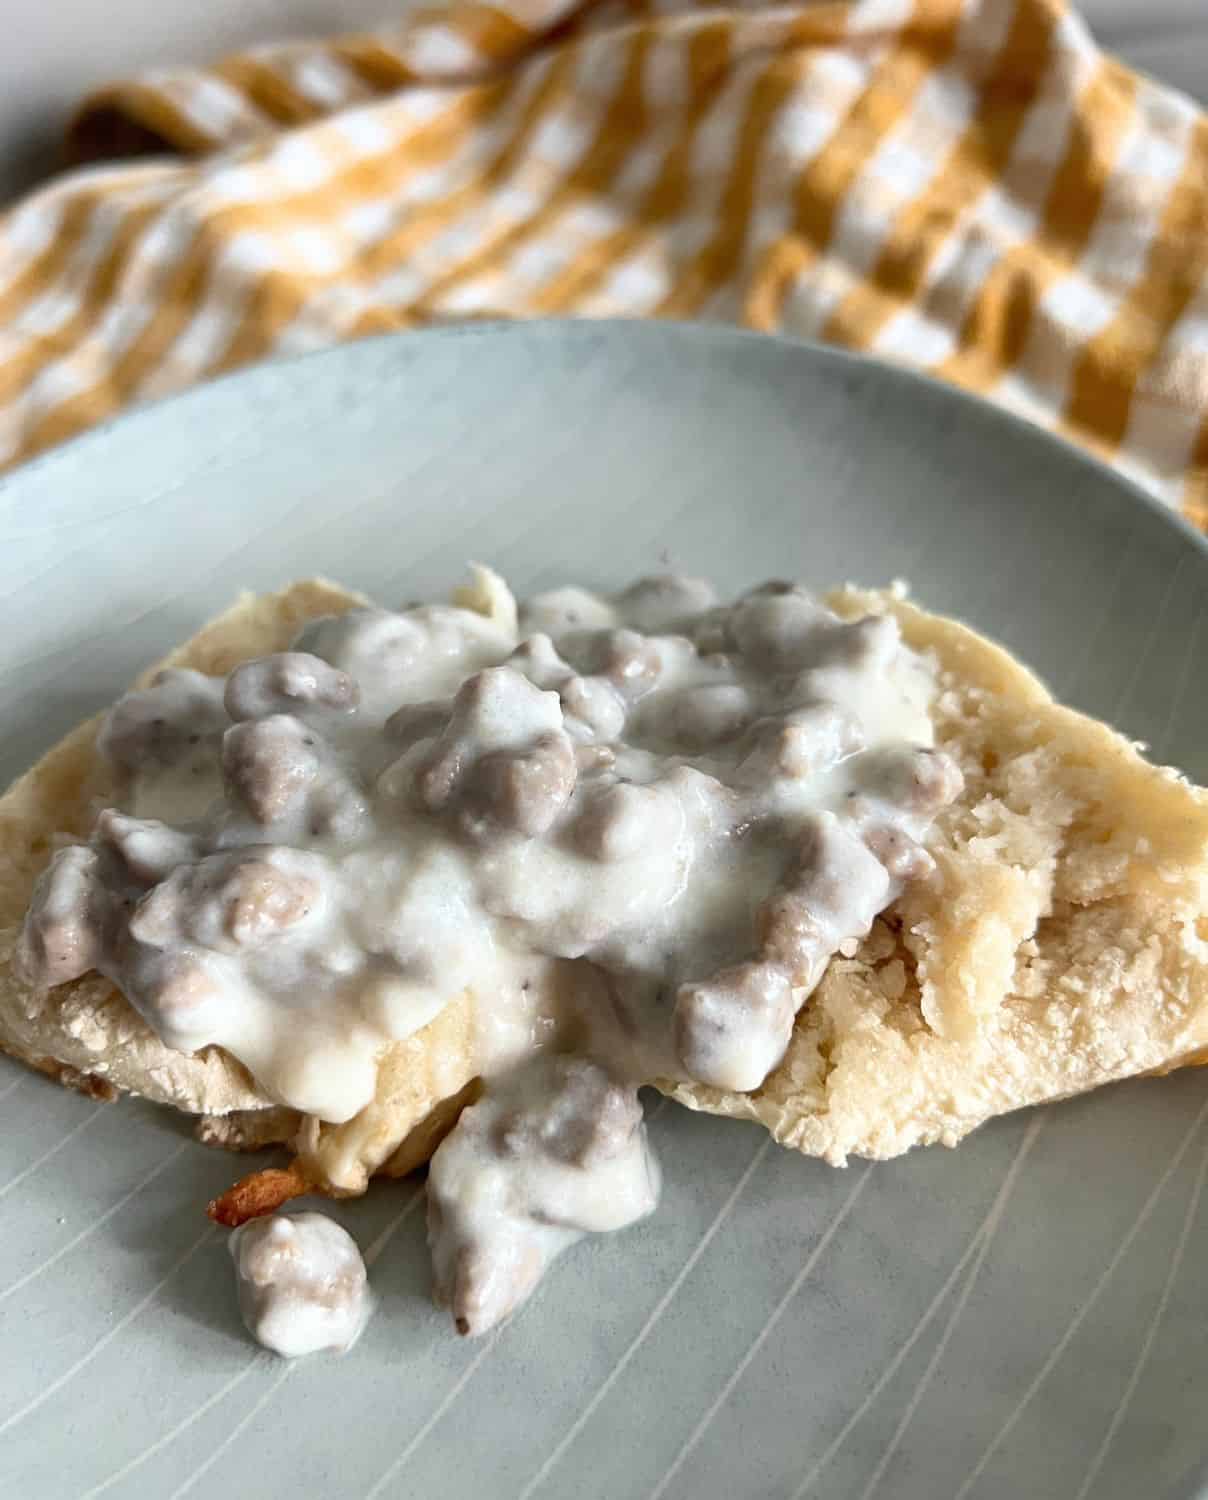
20 572 961 1338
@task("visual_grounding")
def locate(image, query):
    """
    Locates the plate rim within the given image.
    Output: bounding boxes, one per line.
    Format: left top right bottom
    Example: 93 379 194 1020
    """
3 318 1206 570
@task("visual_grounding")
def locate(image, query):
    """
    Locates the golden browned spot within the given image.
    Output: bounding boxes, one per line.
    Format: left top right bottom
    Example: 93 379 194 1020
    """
378 1077 484 1179
206 1159 311 1227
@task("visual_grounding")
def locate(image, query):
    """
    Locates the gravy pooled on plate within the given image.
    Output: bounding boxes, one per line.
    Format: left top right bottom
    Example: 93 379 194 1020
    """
230 1211 372 1356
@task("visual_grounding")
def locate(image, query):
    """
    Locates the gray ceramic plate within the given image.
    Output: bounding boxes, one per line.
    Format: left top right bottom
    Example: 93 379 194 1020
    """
2 323 1207 1500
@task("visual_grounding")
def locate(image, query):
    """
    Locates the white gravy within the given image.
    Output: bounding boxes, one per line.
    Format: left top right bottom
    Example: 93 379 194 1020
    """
229 1210 372 1357
21 570 961 1336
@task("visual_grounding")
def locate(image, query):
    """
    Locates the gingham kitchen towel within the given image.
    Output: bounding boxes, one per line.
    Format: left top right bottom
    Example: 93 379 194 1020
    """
3 0 1207 523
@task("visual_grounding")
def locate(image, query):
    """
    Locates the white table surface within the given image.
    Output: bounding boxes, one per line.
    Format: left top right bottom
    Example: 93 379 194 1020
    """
0 0 1205 201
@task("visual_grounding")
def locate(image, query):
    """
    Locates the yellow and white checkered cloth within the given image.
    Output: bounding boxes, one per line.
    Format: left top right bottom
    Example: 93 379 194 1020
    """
3 0 1207 524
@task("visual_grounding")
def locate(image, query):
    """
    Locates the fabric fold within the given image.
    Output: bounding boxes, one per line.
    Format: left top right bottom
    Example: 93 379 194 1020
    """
0 0 1203 522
